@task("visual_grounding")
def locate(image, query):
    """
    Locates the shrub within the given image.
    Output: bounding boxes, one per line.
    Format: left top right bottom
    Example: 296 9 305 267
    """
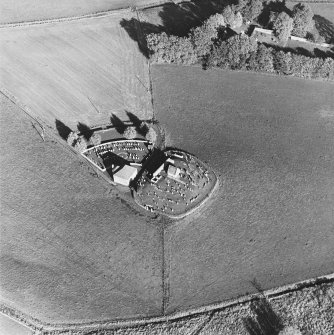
67 131 79 146
145 127 157 144
123 126 137 139
90 133 101 146
273 12 294 44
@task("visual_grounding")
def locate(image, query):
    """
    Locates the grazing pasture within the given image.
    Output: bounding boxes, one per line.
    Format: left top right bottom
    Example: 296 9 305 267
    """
0 12 152 129
152 65 334 314
0 95 162 323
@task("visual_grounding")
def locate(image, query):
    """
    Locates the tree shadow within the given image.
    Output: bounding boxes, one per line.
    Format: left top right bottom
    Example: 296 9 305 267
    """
110 114 126 134
55 119 72 140
126 111 147 136
314 47 334 58
314 15 334 44
243 298 284 335
120 0 232 58
120 18 162 57
77 122 94 140
258 0 291 28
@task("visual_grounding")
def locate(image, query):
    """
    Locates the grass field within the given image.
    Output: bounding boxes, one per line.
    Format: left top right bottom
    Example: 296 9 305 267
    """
151 65 334 314
0 12 152 129
0 94 162 323
0 314 32 335
0 0 170 24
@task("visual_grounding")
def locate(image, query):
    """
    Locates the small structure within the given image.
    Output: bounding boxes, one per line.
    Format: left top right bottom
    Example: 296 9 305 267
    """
167 165 180 179
113 165 138 186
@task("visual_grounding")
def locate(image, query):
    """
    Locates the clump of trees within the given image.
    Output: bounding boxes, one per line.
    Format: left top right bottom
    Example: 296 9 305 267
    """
123 126 137 139
206 34 334 80
222 6 243 28
90 133 101 146
145 126 157 144
291 3 314 37
146 1 332 81
146 13 226 64
272 12 294 44
237 0 263 22
146 33 197 65
207 34 258 69
67 131 88 152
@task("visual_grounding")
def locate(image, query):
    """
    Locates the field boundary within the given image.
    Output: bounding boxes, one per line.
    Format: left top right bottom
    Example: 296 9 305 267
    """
1 273 333 333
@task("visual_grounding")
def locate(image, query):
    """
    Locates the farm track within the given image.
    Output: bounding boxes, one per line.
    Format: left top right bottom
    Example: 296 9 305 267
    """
1 274 333 334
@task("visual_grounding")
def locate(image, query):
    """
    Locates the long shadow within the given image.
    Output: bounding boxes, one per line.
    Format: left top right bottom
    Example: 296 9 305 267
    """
120 18 162 57
110 114 126 134
243 298 284 335
314 15 334 44
120 0 232 58
55 119 72 140
126 111 147 136
258 0 291 28
77 122 94 140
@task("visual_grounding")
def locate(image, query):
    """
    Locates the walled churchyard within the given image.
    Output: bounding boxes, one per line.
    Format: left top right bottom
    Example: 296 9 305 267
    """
133 149 217 218
82 132 217 218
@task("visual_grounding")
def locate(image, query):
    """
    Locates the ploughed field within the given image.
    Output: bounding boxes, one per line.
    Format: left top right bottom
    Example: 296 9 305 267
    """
0 0 168 24
0 94 162 323
0 12 152 129
152 65 334 314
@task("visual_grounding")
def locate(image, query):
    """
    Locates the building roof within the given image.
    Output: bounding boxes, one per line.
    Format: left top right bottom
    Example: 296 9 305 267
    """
167 165 180 178
114 165 138 185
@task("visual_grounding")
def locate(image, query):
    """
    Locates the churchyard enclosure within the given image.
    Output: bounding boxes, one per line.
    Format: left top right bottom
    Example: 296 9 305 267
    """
134 149 217 218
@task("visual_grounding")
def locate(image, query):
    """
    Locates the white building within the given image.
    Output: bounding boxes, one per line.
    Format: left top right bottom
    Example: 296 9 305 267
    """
113 165 138 186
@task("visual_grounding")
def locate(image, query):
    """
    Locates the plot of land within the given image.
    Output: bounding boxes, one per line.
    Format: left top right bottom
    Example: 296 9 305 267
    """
0 94 162 323
0 12 152 129
0 0 170 24
152 65 334 314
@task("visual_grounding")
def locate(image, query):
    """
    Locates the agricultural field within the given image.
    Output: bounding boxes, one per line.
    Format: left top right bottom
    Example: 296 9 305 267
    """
152 65 334 314
0 314 32 335
0 12 152 129
0 0 170 24
0 94 163 323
